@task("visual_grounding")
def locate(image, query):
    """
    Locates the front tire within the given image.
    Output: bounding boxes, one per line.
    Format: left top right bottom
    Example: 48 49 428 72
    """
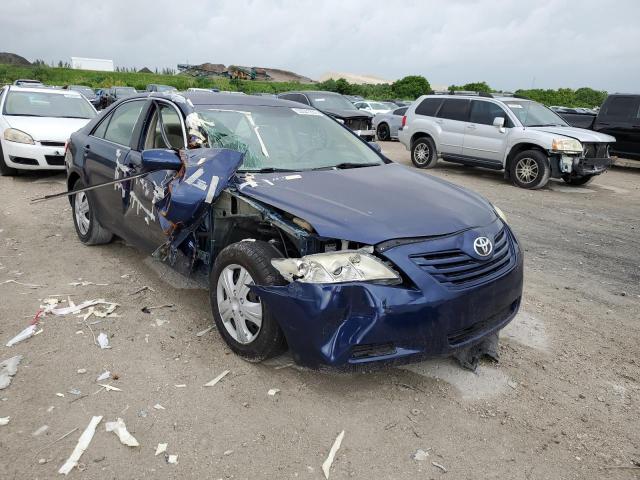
510 150 550 189
376 123 390 141
562 174 595 186
411 137 437 168
71 178 113 245
210 241 287 362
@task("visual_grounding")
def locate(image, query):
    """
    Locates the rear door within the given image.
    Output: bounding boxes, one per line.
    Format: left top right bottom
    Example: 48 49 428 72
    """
594 95 640 158
435 98 470 155
389 107 407 136
83 99 147 233
462 100 511 164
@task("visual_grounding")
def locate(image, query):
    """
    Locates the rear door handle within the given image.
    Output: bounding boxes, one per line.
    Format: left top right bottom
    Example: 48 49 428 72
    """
467 124 476 130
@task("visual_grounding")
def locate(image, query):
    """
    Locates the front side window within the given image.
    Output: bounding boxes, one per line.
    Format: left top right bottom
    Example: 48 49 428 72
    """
144 104 184 149
505 101 568 127
469 101 510 126
194 105 384 172
437 99 470 122
3 91 96 119
103 100 145 146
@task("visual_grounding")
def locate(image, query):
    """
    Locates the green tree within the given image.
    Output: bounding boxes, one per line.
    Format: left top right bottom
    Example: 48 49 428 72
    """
391 76 431 99
334 78 352 95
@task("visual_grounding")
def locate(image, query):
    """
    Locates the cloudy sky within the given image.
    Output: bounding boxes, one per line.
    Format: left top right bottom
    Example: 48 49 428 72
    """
1 0 639 91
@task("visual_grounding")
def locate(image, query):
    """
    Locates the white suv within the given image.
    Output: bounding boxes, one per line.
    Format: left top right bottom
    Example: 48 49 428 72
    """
398 94 616 189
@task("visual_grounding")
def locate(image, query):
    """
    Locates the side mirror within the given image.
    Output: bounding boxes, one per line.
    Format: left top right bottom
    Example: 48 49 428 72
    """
368 141 382 153
493 117 505 128
141 149 182 173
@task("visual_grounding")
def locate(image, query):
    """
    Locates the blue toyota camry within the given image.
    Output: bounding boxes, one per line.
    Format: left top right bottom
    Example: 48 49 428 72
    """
65 91 523 368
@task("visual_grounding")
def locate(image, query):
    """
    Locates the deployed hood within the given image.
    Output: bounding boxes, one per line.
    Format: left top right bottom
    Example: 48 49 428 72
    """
237 163 496 245
317 108 373 119
530 125 616 143
4 116 91 142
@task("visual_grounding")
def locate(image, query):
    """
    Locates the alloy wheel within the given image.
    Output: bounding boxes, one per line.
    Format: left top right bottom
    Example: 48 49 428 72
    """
216 264 263 344
74 192 91 235
515 157 539 184
414 143 430 165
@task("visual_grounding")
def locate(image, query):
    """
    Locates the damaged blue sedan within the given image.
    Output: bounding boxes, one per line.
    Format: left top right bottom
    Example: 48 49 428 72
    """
65 92 523 368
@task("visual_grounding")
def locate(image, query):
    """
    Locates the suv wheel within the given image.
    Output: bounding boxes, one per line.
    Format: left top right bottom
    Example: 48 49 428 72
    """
411 137 437 169
510 150 550 189
71 179 113 245
562 174 595 186
210 241 287 362
376 123 390 141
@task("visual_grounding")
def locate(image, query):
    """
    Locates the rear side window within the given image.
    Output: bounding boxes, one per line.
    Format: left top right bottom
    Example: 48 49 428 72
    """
92 116 110 138
437 99 470 122
103 100 145 146
600 96 640 120
469 100 511 126
393 107 407 116
415 98 443 117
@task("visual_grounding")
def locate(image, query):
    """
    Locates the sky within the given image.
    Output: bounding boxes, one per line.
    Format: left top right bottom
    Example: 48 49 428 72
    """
1 0 639 92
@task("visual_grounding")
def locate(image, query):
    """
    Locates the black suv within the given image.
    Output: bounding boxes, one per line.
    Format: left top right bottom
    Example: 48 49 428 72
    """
593 94 640 160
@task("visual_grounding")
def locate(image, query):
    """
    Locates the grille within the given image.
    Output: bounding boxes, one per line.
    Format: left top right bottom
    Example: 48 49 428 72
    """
582 143 609 158
351 342 396 359
45 155 65 166
447 299 519 346
40 141 66 147
411 229 515 288
345 117 370 131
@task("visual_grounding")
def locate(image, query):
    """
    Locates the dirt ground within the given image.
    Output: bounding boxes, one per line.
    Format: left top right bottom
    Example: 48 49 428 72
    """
0 142 639 479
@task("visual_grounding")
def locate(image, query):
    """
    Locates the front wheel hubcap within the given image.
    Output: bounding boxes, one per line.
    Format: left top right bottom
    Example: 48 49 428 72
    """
74 192 90 235
515 158 539 183
216 264 262 344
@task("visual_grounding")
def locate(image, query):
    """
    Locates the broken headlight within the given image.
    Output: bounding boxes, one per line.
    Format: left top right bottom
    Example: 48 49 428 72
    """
4 128 35 145
272 251 400 284
551 137 581 153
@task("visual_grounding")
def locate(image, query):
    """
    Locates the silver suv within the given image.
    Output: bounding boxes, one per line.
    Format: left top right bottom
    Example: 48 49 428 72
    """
398 94 616 189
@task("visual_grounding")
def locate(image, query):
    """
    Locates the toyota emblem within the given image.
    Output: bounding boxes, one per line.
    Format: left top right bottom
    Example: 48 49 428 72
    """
473 237 493 257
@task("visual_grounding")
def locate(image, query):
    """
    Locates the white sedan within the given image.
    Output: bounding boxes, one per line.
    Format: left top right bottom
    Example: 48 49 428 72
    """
0 85 97 175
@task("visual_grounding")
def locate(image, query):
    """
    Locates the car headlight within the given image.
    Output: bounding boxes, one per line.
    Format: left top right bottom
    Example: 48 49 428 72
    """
493 205 507 223
551 137 581 153
4 128 35 145
272 250 400 284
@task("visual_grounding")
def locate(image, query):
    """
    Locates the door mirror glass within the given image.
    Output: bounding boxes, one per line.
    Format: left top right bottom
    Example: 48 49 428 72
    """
493 116 505 128
141 148 182 172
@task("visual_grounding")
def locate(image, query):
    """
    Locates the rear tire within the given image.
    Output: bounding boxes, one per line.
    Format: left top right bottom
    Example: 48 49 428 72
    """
562 174 595 186
71 178 113 245
376 123 390 141
510 150 550 189
411 137 437 169
0 144 18 176
210 241 287 362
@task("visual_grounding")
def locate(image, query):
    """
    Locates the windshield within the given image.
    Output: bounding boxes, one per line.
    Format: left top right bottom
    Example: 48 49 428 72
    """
156 85 177 92
3 91 96 119
505 100 568 127
307 93 357 111
194 105 384 172
116 87 136 96
70 86 95 97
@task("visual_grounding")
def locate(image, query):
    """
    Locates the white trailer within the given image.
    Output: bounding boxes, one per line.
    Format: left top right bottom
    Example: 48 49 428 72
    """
70 57 114 72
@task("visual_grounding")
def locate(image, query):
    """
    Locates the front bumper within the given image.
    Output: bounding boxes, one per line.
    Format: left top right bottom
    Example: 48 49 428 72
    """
255 222 524 368
573 156 611 176
1 138 66 170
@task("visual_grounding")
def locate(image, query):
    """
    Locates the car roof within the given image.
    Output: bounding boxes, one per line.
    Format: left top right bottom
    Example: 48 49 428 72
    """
8 85 82 95
279 90 343 97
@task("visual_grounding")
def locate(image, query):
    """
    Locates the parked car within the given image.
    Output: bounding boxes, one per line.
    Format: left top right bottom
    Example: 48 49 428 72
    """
354 100 393 115
146 84 178 93
344 94 364 103
12 79 44 87
98 86 137 109
278 91 375 140
0 85 96 175
399 94 615 189
373 106 408 140
65 91 523 368
557 94 640 160
65 85 99 108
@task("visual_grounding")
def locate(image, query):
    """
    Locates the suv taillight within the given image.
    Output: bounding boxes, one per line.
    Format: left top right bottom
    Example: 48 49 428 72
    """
401 115 407 128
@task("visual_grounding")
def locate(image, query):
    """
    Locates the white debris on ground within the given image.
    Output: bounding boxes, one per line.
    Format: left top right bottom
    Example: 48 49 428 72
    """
153 404 165 410
96 371 111 382
97 384 122 392
5 324 41 347
322 430 345 479
195 326 213 337
58 415 103 475
432 461 447 472
412 449 430 461
267 388 280 396
155 443 168 456
105 418 139 447
0 417 10 426
32 425 49 436
203 370 230 387
167 454 178 464
0 355 23 390
97 333 110 349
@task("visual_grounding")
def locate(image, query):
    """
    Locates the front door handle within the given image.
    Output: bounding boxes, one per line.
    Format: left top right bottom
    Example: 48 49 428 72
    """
467 124 476 130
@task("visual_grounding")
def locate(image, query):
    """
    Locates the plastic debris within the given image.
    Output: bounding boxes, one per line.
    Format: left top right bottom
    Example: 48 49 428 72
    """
96 371 111 382
77 369 87 374
0 417 9 426
155 443 168 456
174 384 186 388
322 430 345 479
0 355 22 390
56 393 65 398
204 370 230 387
105 418 139 447
223 449 233 456
195 326 213 337
50 299 113 316
6 324 39 347
97 333 110 349
153 404 165 410
33 425 49 436
267 388 280 396
0 279 44 289
98 384 122 392
167 454 178 464
68 388 82 396
413 449 430 461
58 415 103 475
47 406 55 412
432 461 447 473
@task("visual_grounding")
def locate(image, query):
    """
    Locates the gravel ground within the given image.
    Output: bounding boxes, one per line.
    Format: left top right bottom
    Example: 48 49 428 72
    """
0 142 638 479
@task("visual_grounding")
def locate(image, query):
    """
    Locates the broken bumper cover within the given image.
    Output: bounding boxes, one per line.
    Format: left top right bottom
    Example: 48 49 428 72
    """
254 229 523 368
574 156 611 175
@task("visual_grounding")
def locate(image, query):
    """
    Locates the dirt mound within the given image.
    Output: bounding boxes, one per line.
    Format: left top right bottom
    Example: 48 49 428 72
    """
256 67 314 83
0 52 31 66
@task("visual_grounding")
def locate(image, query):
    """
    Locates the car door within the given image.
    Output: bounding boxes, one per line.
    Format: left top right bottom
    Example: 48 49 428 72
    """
123 100 187 253
83 99 147 234
435 98 470 155
462 100 511 164
594 95 640 158
389 107 407 137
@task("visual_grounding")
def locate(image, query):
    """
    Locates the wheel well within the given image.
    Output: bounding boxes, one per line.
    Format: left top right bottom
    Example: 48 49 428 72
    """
505 143 547 178
410 132 432 149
